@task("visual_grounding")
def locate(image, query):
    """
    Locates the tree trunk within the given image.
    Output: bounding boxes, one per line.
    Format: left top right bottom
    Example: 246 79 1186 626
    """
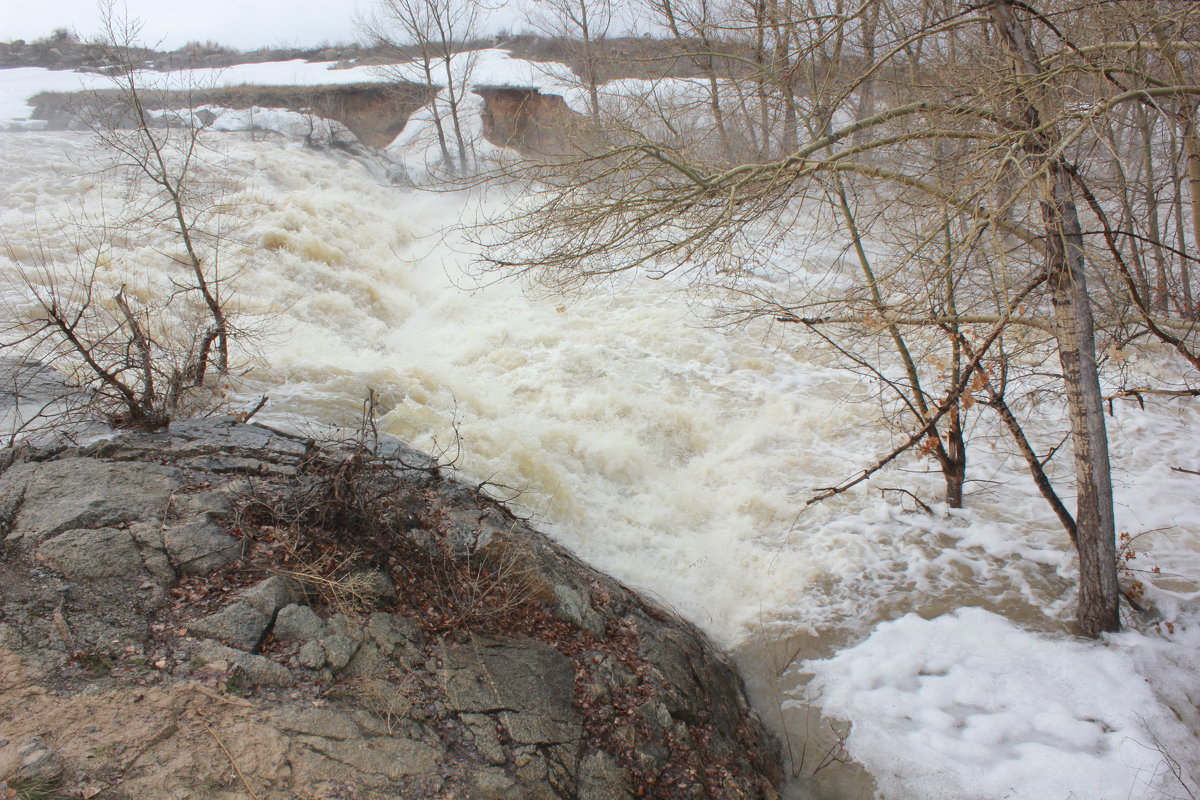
1042 164 1120 635
420 54 455 172
989 0 1119 635
1169 123 1195 316
1185 117 1200 298
941 412 966 509
1137 104 1170 312
441 53 470 172
578 0 601 117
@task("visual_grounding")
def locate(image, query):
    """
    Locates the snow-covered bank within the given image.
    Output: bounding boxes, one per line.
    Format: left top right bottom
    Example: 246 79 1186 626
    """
0 51 579 132
804 608 1200 800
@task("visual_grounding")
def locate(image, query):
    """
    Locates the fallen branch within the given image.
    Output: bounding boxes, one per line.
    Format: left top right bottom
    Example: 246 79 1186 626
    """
1103 387 1200 414
238 395 268 423
879 487 933 514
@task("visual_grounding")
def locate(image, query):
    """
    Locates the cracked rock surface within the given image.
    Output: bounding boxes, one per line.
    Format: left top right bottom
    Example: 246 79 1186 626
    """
0 418 781 800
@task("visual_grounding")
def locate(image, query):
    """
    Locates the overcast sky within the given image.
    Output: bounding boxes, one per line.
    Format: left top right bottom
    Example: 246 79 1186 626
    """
0 0 500 51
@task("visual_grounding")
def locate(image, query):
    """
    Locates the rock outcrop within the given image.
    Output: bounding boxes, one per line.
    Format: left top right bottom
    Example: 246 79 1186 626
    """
0 419 781 799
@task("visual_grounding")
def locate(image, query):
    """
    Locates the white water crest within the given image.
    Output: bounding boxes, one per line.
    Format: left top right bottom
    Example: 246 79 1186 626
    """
2 122 1199 800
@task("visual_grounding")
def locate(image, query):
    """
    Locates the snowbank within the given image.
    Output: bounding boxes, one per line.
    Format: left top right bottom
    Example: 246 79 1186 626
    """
803 608 1199 800
0 50 582 129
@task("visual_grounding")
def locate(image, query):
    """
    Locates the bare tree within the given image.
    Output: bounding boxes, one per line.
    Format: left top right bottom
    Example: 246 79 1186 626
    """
0 3 246 432
89 5 233 374
480 0 1200 636
363 0 485 175
524 0 617 116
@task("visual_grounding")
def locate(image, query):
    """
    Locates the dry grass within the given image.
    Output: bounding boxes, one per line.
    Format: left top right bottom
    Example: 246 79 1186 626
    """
234 396 540 633
2 776 61 800
262 528 380 616
343 675 421 735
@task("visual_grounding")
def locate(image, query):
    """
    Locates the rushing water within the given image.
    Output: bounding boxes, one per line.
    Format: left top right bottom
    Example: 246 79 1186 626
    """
3 130 1198 799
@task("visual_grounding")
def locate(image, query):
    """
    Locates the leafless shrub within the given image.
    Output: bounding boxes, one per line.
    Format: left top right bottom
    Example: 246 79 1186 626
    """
237 393 534 631
1129 722 1200 800
39 27 77 45
263 525 380 615
416 521 535 628
807 720 852 777
0 4 250 436
179 40 239 57
1 237 234 432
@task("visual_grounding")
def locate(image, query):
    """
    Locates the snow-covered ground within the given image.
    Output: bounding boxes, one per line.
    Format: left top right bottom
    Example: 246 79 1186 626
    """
1 55 1198 800
807 608 1200 799
0 50 580 131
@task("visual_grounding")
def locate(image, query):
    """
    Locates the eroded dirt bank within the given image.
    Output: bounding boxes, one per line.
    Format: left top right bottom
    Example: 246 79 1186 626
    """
29 83 434 149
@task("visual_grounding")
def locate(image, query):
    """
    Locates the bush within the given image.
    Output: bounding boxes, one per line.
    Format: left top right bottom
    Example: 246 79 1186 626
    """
235 396 532 630
1 11 245 436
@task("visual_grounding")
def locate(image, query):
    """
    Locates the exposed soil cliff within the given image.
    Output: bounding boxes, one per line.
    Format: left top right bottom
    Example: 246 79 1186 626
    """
476 86 587 158
30 81 589 157
29 83 434 149
0 419 782 800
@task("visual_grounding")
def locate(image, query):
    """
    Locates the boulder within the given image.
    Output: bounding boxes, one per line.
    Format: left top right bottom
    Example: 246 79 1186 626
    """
296 639 327 669
0 458 180 544
240 576 302 617
194 640 293 686
273 603 326 641
36 527 142 580
162 518 239 575
188 601 272 652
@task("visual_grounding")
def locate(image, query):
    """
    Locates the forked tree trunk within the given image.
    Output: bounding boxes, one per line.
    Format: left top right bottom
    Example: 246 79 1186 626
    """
940 407 966 509
419 53 455 172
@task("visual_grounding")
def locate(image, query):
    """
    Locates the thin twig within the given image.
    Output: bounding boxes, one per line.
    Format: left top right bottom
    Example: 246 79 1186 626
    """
879 486 933 514
197 712 261 800
238 395 268 423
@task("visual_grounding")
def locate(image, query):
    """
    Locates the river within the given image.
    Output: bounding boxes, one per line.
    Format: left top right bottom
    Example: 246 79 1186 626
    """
2 128 1198 799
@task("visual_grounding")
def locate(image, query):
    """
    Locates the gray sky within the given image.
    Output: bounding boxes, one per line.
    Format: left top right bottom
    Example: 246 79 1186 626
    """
1 0 390 50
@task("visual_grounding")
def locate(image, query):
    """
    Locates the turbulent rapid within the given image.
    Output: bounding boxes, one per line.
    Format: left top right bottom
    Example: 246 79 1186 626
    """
3 125 1199 800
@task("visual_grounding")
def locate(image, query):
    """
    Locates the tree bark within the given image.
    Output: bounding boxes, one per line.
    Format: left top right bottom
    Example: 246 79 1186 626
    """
988 0 1119 635
1042 164 1120 634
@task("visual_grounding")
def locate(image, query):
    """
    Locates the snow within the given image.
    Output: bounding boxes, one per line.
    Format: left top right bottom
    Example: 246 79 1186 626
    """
0 66 108 127
198 105 355 142
802 608 1200 800
1 50 581 129
372 48 580 95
